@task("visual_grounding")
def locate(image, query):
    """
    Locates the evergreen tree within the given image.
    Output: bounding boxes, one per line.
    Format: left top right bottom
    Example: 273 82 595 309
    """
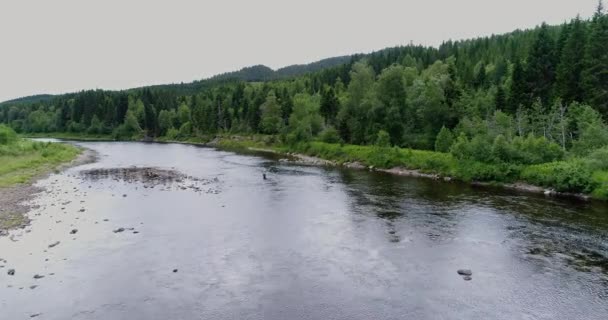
582 1 608 116
509 59 528 113
525 23 557 105
556 16 587 103
319 86 340 125
495 85 507 111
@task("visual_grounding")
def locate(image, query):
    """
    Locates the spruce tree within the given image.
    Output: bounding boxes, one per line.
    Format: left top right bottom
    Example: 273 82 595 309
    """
556 16 587 103
525 23 557 106
509 59 528 113
582 1 608 116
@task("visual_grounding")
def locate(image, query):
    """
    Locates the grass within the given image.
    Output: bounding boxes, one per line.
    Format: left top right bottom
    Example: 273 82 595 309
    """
23 132 113 141
0 139 81 187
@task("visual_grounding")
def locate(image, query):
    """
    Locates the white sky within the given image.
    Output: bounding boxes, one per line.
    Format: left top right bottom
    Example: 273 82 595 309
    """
0 0 599 102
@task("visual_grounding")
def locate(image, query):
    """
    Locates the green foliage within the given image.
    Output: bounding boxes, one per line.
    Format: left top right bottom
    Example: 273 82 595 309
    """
259 91 283 134
158 109 176 136
0 139 80 187
434 126 454 152
113 109 142 140
178 122 192 137
0 125 17 145
375 130 391 147
165 127 179 140
319 126 341 144
521 160 596 193
571 121 608 155
87 115 102 134
285 93 324 144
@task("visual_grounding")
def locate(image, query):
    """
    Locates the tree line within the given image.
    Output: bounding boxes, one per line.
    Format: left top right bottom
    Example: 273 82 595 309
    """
2 2 608 168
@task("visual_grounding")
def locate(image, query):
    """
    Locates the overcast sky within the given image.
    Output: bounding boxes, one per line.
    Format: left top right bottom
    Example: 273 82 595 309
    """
0 0 599 102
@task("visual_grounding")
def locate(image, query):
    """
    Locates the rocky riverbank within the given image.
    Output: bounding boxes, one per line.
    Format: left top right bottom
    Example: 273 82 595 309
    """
0 148 97 236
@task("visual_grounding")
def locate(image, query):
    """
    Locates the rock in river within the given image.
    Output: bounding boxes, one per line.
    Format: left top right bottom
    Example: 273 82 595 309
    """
113 227 125 233
70 229 78 234
48 241 60 248
33 274 45 279
457 269 472 276
7 269 15 276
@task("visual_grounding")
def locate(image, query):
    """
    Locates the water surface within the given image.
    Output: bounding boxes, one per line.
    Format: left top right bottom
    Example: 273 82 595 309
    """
1 141 607 319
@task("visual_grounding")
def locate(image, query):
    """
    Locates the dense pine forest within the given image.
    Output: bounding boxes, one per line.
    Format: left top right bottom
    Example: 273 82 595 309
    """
2 3 608 197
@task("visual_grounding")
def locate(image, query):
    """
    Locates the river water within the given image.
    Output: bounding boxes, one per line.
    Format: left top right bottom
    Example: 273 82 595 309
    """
1 141 607 320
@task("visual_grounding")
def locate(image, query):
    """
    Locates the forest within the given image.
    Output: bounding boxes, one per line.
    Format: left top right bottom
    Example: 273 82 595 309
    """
2 3 608 197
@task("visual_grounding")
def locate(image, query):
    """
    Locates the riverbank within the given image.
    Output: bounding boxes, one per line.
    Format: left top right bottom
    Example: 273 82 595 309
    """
0 139 94 236
213 137 608 202
20 133 608 201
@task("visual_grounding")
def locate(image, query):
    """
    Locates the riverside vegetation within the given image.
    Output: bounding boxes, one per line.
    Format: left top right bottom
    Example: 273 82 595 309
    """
2 3 608 199
0 125 80 187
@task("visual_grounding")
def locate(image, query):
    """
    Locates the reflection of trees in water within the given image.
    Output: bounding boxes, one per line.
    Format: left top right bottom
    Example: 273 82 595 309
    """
335 168 467 244
335 168 608 276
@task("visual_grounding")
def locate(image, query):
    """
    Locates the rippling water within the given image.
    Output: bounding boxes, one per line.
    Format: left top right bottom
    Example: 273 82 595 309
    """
1 141 607 320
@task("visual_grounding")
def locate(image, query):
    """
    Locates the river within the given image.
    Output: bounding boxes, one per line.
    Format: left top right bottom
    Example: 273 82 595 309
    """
1 141 607 320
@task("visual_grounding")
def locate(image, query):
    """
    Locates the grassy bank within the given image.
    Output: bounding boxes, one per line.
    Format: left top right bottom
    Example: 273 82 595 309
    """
215 136 608 201
23 132 114 141
1 129 81 187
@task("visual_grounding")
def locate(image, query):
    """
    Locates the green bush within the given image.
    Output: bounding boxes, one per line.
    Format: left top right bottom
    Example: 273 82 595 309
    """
583 147 608 171
521 160 596 193
434 126 454 152
0 125 17 145
375 130 391 147
319 126 341 144
165 127 179 140
591 171 608 200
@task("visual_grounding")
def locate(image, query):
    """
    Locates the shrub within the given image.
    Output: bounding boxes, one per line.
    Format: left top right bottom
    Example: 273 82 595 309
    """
583 147 608 171
375 130 391 148
319 126 341 144
165 127 179 140
434 126 454 152
0 125 17 145
521 160 596 193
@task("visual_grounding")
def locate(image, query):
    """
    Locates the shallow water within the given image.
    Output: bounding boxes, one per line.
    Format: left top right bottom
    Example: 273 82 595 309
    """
1 141 607 320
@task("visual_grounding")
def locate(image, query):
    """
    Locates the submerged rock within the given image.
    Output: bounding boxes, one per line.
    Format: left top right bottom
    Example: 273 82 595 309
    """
48 241 60 248
457 269 472 276
463 276 472 281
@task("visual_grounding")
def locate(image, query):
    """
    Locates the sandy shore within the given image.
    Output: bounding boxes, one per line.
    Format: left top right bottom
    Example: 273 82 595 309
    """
0 147 97 236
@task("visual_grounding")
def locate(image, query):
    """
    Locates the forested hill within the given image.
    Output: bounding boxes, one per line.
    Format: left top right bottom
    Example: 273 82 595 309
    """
1 94 55 106
2 3 608 196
